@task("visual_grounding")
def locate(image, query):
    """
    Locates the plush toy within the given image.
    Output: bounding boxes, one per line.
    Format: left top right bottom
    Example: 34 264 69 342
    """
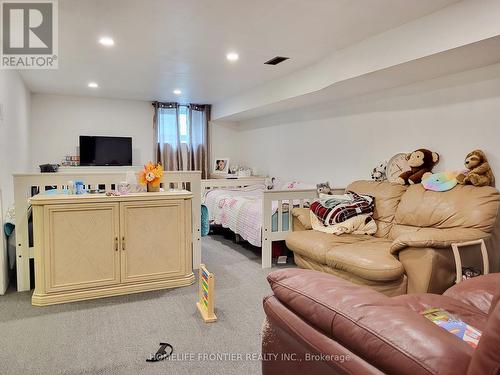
316 182 333 195
371 161 387 181
456 150 495 187
397 149 439 185
422 172 459 192
264 177 276 190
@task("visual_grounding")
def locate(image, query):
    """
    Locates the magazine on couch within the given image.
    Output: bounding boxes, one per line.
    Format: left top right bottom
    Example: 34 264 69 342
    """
422 308 482 348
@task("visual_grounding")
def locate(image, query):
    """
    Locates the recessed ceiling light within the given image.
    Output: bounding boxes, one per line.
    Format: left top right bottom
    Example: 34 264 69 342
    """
173 89 181 95
88 82 99 88
226 52 239 62
98 37 114 46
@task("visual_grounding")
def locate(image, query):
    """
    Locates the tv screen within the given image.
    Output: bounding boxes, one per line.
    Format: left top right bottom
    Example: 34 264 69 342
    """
79 136 132 166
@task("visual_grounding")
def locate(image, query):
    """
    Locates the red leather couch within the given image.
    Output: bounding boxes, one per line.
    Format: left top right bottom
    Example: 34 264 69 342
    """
262 269 500 375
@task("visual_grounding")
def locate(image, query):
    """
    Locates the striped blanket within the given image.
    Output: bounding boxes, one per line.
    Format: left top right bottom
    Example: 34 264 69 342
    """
310 191 375 226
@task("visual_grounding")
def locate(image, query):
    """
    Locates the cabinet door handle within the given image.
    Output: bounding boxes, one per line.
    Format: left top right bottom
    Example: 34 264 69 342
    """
122 236 125 251
114 237 118 251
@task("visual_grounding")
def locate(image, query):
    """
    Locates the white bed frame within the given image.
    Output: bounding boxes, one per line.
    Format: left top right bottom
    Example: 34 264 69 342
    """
13 171 202 292
201 178 319 268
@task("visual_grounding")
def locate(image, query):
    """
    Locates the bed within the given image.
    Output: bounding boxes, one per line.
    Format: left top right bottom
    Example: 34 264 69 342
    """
201 178 319 267
204 184 293 247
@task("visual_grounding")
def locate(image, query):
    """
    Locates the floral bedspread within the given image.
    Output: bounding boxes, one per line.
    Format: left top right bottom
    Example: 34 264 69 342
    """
203 185 277 247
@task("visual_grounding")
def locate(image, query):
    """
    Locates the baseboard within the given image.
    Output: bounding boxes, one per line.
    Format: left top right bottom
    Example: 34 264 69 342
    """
32 273 195 306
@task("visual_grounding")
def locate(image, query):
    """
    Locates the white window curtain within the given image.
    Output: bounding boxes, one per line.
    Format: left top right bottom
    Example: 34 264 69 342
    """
187 104 210 178
153 102 210 178
154 102 182 172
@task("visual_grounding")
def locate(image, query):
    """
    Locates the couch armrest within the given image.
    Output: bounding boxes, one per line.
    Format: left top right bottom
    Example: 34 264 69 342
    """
267 269 473 375
390 228 490 254
444 273 500 314
263 296 384 375
291 208 311 231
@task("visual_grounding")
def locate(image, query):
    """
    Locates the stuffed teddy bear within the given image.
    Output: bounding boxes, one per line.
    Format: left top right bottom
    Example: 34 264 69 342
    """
397 148 439 185
456 150 495 187
316 182 333 195
371 161 387 181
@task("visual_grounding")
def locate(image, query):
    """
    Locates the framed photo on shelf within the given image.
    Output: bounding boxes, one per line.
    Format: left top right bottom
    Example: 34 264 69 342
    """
213 158 230 174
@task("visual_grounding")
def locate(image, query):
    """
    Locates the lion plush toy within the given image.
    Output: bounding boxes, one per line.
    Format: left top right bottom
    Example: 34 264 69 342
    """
456 150 495 187
397 148 439 185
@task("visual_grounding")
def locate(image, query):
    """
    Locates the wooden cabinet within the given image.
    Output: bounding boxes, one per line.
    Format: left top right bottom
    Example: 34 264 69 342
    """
120 200 187 283
31 192 194 306
44 203 120 293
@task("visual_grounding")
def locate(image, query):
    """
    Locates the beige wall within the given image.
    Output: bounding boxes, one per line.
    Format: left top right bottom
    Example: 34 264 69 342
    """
30 94 154 168
209 122 242 173
0 71 31 214
0 71 31 293
225 64 500 188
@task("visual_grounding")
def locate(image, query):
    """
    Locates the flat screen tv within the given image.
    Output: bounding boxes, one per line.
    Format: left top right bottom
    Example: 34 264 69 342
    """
79 136 132 166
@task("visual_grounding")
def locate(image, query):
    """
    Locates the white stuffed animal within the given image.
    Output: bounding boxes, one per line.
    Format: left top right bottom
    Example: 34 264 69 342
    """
371 161 387 181
264 177 276 190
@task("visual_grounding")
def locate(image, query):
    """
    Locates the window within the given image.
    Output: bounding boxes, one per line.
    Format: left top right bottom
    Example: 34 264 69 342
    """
155 102 210 178
178 105 189 143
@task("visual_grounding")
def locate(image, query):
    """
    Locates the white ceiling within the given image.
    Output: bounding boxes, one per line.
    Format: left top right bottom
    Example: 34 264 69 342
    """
20 0 460 104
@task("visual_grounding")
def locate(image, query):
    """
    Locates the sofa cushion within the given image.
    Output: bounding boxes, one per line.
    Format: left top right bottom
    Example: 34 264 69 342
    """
294 253 408 296
291 207 312 230
468 298 500 375
325 239 404 282
393 293 489 332
347 181 407 237
286 230 372 265
393 184 500 232
266 269 474 375
444 273 500 315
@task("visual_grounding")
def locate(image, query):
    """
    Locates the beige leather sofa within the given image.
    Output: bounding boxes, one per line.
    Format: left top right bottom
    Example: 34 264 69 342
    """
286 181 500 296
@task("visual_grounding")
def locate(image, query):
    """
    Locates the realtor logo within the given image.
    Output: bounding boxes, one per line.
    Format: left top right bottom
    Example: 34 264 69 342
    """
1 0 58 69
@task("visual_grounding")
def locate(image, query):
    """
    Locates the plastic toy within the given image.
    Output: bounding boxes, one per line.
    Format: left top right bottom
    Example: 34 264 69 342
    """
422 171 459 192
196 264 217 323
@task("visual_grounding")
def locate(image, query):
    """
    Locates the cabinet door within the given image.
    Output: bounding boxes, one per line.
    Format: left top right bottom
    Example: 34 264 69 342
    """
120 200 187 283
44 203 120 293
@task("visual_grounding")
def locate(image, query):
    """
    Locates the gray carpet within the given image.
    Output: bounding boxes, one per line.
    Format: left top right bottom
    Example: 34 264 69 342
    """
0 235 292 375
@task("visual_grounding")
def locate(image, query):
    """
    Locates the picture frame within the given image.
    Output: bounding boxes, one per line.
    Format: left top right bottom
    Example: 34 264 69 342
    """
213 158 230 174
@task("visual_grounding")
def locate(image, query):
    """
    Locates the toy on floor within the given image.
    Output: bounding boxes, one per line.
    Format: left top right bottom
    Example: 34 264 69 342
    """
146 342 173 362
316 182 333 195
397 148 439 185
456 150 495 187
371 161 387 181
196 264 217 323
422 171 459 192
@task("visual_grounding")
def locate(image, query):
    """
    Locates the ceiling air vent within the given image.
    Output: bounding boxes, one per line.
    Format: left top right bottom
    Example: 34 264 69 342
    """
264 56 289 65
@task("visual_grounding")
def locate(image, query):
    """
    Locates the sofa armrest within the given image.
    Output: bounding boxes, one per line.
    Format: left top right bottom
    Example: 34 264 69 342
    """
267 269 473 375
390 227 490 254
291 208 312 231
444 273 500 314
